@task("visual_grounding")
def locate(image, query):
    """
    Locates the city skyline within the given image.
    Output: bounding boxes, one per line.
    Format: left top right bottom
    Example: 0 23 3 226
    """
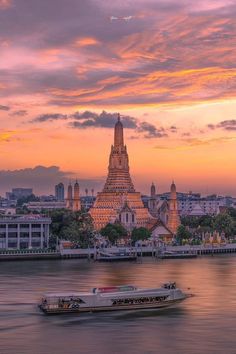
1 0 236 196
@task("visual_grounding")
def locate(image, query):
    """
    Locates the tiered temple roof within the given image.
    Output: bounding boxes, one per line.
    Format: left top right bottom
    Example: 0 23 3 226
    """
89 115 152 230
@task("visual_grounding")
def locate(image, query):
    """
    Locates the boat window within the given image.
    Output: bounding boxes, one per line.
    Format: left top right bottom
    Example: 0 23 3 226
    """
111 296 169 306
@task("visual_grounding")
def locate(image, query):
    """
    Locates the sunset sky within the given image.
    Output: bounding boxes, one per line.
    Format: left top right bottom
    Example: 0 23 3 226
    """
0 0 236 196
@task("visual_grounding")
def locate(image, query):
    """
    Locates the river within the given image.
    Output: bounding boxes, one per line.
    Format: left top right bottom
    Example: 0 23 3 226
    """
0 255 235 354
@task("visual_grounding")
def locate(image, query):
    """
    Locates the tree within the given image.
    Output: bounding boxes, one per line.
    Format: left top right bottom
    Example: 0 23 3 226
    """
131 227 151 245
100 223 127 245
227 207 236 219
49 209 95 247
213 213 234 237
181 216 200 228
176 225 192 245
16 194 40 207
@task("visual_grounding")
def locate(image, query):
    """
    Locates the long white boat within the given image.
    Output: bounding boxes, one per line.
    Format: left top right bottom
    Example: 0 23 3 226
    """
39 283 188 314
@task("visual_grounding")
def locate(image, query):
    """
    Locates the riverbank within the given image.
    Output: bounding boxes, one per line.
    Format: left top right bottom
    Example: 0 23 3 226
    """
0 243 236 261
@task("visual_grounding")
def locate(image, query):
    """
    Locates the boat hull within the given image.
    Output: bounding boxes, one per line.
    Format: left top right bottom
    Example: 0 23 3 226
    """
39 298 185 315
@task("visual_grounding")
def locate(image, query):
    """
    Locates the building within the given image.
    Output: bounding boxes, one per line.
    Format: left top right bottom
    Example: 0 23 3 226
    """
26 201 66 211
66 181 81 211
6 188 33 200
0 215 51 250
166 182 181 234
55 183 64 201
73 181 81 211
147 187 231 217
89 114 152 230
80 196 96 211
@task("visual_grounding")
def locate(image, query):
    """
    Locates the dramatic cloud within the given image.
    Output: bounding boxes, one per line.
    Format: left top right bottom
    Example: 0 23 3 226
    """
32 110 167 139
33 113 68 122
10 110 28 117
136 122 167 138
208 120 236 131
0 0 12 10
0 165 104 195
0 0 236 109
70 110 137 128
0 104 10 111
154 136 236 150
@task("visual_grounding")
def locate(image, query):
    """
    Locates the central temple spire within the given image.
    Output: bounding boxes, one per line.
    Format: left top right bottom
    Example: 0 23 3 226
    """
103 114 135 193
114 113 124 147
89 114 152 230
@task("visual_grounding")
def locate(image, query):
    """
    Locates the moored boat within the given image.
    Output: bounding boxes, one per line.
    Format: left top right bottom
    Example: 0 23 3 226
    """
159 251 197 259
39 283 188 314
96 249 137 262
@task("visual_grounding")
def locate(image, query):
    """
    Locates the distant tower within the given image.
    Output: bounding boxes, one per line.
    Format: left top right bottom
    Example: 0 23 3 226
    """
167 181 181 234
55 183 64 201
73 180 81 211
151 182 156 198
66 183 73 209
85 188 88 197
91 189 94 197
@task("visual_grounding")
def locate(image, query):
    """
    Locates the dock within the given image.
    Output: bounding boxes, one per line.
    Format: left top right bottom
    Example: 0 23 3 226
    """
60 244 236 259
0 243 235 261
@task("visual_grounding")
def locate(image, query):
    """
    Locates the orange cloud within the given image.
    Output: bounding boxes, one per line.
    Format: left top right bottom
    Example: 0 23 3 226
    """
74 37 100 47
0 0 12 9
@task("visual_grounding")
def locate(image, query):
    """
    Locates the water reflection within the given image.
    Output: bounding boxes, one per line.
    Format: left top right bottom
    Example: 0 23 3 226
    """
0 255 235 354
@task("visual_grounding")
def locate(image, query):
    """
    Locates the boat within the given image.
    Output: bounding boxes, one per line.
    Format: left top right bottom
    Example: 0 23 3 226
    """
159 251 197 259
38 282 188 314
96 249 137 262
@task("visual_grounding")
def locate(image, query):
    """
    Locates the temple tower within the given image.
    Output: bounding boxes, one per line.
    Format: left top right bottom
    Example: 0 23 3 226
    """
103 113 135 193
151 182 156 198
167 181 181 234
89 114 152 230
66 183 73 209
73 180 81 211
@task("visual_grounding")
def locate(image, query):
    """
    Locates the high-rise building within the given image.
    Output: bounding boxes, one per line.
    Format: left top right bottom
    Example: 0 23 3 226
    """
55 183 64 201
167 181 181 234
6 188 33 200
89 114 152 230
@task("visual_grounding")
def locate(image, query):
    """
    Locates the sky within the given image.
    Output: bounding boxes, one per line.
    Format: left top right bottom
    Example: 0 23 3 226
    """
0 0 236 196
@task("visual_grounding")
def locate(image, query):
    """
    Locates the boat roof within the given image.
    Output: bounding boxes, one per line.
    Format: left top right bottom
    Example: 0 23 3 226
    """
43 292 92 298
42 287 174 298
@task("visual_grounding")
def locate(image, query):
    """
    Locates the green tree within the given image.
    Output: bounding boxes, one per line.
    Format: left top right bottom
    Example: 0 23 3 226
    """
213 213 234 237
100 223 127 245
16 194 40 207
181 216 200 228
131 227 151 245
176 225 192 245
49 209 95 247
227 207 236 219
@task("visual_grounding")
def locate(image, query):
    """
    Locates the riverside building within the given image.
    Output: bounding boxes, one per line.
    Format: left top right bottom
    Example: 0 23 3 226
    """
89 114 152 231
0 215 51 250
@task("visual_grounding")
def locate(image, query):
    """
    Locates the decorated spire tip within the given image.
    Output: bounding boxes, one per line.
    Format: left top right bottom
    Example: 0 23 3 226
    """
117 113 120 122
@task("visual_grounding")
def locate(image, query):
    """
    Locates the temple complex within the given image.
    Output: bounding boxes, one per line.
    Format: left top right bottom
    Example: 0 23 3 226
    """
166 181 181 234
89 115 152 231
66 181 81 212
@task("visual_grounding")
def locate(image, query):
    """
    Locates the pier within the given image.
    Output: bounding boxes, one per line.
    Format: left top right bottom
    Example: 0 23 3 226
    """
60 243 236 259
0 243 235 261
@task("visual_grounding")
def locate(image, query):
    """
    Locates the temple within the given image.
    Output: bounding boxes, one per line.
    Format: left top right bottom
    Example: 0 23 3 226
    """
166 181 181 234
66 181 81 212
90 114 152 231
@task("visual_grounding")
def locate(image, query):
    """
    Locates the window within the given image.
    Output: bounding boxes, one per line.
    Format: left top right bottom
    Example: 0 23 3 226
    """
20 224 29 228
32 224 41 228
126 213 129 223
8 224 17 229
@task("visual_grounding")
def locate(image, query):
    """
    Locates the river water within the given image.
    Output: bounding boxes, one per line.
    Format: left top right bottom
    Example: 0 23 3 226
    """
0 255 235 354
